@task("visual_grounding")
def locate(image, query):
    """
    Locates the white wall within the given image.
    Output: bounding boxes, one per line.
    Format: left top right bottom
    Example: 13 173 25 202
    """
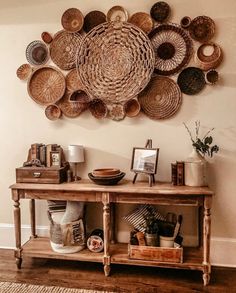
0 0 236 266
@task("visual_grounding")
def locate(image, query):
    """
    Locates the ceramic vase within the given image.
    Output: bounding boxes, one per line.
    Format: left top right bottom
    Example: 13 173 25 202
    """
184 148 207 187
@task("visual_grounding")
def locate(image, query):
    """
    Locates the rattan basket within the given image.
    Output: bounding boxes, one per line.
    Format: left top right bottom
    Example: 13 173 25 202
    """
129 12 153 34
138 76 182 120
58 91 84 118
27 66 66 106
77 21 155 104
150 1 170 23
26 40 49 66
89 99 108 119
124 98 141 118
83 10 106 33
195 43 223 71
66 69 84 93
45 104 62 121
61 8 84 33
189 16 215 43
16 64 32 80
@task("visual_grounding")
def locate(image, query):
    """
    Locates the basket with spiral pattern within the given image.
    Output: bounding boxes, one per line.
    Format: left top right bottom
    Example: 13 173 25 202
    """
77 21 155 104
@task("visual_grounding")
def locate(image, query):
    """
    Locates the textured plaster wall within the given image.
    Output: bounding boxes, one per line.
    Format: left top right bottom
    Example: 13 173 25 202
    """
0 0 236 257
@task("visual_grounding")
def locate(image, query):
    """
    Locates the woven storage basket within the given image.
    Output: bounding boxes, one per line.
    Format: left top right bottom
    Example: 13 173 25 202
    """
149 23 193 76
177 67 206 95
77 21 155 104
138 76 182 120
27 66 66 106
89 99 108 119
16 64 32 80
61 8 84 33
45 104 62 121
189 16 215 43
50 30 82 70
195 43 223 71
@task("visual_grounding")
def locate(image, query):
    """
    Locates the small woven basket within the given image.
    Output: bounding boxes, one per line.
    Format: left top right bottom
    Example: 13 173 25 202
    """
89 99 107 119
45 104 62 121
189 16 215 42
195 43 223 71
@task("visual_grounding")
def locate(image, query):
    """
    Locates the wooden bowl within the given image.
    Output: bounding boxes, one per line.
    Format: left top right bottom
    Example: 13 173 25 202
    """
92 168 121 177
88 172 125 185
45 104 62 120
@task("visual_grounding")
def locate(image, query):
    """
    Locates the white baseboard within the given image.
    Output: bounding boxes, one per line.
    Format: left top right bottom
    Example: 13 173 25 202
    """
1 224 236 267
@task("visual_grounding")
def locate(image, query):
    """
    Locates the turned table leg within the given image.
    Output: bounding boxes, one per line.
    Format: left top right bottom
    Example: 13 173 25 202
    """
102 192 111 276
13 190 22 269
30 199 37 238
202 195 212 285
110 203 116 244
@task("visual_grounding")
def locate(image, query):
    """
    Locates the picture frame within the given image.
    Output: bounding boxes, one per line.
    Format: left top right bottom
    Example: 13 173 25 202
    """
50 151 61 168
131 147 159 174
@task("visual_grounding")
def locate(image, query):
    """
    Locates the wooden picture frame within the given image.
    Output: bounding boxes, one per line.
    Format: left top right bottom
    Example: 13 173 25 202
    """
131 147 159 174
50 150 61 168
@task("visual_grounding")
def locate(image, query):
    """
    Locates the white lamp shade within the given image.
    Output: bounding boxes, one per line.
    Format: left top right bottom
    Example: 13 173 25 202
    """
67 145 84 163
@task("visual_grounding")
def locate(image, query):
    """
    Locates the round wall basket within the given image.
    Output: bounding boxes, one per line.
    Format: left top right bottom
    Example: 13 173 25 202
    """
195 43 223 71
138 76 182 120
149 24 193 76
27 66 66 105
61 8 84 33
26 40 49 66
50 30 82 70
77 21 155 104
189 16 215 43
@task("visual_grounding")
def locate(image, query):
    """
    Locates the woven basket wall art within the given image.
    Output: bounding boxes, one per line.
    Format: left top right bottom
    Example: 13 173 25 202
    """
41 32 53 44
124 98 141 118
195 43 223 71
106 6 129 22
107 103 126 121
65 68 84 93
150 1 170 23
177 67 206 95
16 64 32 81
149 24 193 76
129 12 154 34
138 76 182 120
58 91 85 118
50 30 82 70
26 40 49 66
77 21 155 104
27 66 66 106
89 99 108 119
61 8 84 33
45 104 62 121
83 10 106 33
189 16 215 43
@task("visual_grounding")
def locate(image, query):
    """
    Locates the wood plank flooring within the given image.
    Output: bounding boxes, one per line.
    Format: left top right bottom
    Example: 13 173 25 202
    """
0 249 236 293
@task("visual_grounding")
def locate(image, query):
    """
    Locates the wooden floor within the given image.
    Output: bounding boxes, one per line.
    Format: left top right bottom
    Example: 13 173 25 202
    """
0 249 236 293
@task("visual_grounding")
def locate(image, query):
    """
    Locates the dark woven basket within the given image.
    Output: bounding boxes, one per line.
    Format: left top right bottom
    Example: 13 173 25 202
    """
89 99 107 119
189 16 215 42
150 1 170 23
177 67 206 95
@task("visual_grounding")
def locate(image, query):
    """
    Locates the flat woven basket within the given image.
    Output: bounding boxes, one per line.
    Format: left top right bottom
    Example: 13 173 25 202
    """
195 43 223 71
189 16 215 43
177 67 206 95
149 23 193 76
77 21 155 104
27 66 66 106
138 76 182 120
50 30 82 70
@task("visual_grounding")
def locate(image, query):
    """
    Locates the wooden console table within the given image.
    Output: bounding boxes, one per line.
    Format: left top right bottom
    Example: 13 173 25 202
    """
10 180 213 285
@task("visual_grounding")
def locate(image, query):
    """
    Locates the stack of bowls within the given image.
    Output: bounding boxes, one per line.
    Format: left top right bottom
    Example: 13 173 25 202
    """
88 168 125 185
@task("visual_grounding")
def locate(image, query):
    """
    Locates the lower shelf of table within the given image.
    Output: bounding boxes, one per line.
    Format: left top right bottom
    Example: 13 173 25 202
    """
21 237 204 271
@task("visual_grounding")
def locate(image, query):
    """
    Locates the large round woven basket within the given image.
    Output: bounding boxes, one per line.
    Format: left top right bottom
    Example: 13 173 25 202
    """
77 21 155 104
149 24 193 76
138 76 182 120
27 66 66 106
50 30 82 70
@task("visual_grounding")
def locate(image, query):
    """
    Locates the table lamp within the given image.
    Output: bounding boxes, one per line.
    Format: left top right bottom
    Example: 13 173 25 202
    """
68 145 84 181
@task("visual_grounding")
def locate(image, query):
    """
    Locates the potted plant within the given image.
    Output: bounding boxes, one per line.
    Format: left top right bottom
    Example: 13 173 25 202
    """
183 120 219 186
143 212 159 246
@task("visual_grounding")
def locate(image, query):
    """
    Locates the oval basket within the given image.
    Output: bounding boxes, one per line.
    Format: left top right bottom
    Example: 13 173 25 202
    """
83 10 106 33
177 67 206 95
189 16 215 43
27 66 66 106
149 23 193 76
61 8 84 33
89 99 108 119
16 64 32 80
150 1 170 23
129 12 153 34
26 40 49 66
50 30 82 70
45 104 62 120
138 76 182 120
77 21 155 104
195 43 223 71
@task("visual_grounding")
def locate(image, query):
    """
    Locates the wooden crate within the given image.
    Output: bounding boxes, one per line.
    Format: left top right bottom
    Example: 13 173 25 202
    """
16 166 67 184
128 244 183 263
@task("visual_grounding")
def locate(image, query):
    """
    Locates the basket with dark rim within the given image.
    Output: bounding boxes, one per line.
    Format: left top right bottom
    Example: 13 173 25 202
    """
16 64 32 80
58 90 85 118
138 76 182 120
83 10 106 33
149 23 193 76
61 8 84 33
27 66 66 106
205 69 219 84
195 43 223 71
45 104 62 121
26 40 49 66
50 30 82 70
129 12 154 34
150 1 170 23
177 67 206 95
77 21 155 104
89 99 107 119
189 16 215 43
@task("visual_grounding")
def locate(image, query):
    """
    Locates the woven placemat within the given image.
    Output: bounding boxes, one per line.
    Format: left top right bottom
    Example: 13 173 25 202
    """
177 67 206 95
27 66 66 105
77 21 154 104
149 23 193 76
138 76 182 120
50 30 82 70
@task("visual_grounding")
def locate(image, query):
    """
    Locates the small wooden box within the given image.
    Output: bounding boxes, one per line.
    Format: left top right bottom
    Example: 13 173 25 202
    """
128 244 183 263
16 167 67 184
